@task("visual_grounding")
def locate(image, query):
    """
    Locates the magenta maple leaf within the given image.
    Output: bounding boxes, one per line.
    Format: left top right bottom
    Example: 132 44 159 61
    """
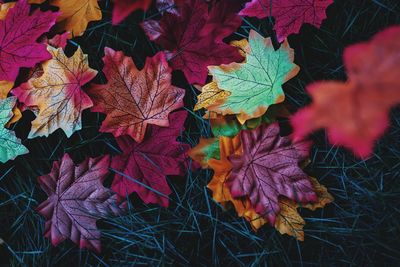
0 0 58 81
112 0 152 25
142 0 243 85
239 0 334 42
37 154 126 253
111 111 191 207
228 123 318 225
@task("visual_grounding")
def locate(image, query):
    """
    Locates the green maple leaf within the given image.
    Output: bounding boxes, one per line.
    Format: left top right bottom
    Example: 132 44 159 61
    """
0 97 28 163
208 30 299 123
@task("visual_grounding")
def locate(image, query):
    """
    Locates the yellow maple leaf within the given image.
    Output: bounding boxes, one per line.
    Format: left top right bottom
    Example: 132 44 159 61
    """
275 177 334 241
12 46 97 138
194 82 230 111
54 0 101 37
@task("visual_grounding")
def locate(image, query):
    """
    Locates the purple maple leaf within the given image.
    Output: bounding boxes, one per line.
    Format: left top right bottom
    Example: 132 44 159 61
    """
228 123 318 225
37 154 126 253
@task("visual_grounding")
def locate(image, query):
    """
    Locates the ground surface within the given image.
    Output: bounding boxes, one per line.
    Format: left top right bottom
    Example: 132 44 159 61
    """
0 0 400 266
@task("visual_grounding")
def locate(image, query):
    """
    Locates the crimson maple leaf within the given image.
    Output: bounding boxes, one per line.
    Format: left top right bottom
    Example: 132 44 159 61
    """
112 0 152 25
37 154 126 253
142 0 243 85
111 111 191 207
228 123 317 225
240 0 334 42
87 48 185 143
0 0 58 81
291 25 400 157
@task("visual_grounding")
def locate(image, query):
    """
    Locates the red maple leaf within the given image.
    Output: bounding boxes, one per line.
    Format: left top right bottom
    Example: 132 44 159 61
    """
0 0 58 81
87 48 184 143
291 26 400 157
37 154 126 253
112 0 152 25
111 111 191 207
142 0 243 85
239 0 334 42
228 123 317 225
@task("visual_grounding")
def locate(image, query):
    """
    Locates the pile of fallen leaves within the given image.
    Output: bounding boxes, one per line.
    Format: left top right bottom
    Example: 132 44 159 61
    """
0 0 399 253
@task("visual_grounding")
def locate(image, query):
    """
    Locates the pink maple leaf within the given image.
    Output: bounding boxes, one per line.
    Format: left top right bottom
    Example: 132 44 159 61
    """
291 26 400 157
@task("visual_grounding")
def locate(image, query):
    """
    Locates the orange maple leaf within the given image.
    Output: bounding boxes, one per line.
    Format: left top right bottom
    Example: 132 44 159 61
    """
30 0 101 37
87 48 185 143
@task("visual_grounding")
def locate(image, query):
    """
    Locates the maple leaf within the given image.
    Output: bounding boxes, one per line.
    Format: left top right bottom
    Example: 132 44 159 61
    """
87 48 184 143
190 110 332 236
227 123 317 225
30 0 101 37
275 177 333 240
111 111 191 207
239 0 334 42
112 0 152 25
208 30 299 124
0 97 28 162
49 0 101 37
12 46 97 138
37 154 126 253
142 0 243 85
291 25 400 158
0 0 58 81
194 81 230 112
197 125 332 235
207 134 268 230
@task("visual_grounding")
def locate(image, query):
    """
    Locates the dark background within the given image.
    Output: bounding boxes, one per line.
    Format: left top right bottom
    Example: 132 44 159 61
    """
1 0 400 266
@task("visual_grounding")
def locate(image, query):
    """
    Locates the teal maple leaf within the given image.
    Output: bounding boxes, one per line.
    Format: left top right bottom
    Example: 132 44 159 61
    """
0 97 28 163
208 30 299 123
